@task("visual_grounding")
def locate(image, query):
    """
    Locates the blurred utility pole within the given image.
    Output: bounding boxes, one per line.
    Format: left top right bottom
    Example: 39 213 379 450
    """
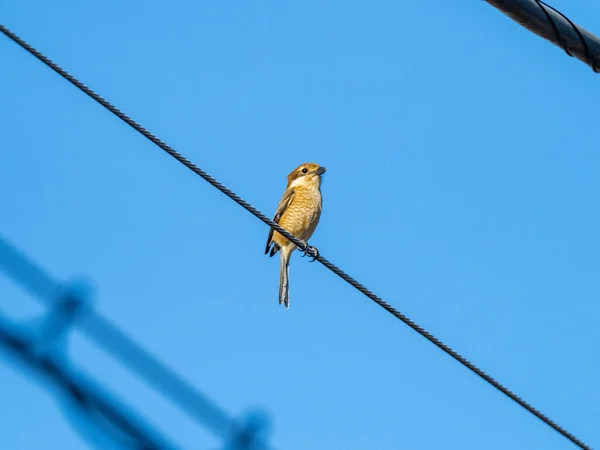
485 0 600 72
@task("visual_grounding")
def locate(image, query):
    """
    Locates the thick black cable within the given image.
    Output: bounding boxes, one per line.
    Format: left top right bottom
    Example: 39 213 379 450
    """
0 24 589 450
534 1 598 72
534 1 570 56
485 0 600 73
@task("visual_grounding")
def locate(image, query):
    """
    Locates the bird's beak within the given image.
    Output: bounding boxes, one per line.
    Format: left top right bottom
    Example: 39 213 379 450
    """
315 166 326 175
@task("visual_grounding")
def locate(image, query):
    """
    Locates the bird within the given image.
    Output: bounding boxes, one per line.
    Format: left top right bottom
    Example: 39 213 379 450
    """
265 163 326 308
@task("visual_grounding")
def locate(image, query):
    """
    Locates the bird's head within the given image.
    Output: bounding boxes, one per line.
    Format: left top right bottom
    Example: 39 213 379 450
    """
287 163 326 188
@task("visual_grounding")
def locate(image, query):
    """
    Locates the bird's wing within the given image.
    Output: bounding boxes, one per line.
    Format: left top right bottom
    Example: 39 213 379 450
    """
265 187 295 255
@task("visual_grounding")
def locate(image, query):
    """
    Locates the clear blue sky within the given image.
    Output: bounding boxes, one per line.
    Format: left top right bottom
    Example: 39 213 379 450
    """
1 1 599 449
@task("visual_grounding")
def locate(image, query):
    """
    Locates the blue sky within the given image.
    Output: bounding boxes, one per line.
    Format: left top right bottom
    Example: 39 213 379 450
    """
1 1 599 449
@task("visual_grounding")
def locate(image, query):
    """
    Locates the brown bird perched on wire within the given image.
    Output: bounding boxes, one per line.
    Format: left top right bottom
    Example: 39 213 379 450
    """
265 163 326 308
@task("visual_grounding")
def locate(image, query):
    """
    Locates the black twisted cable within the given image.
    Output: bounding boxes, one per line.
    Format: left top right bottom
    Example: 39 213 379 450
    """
534 1 570 55
0 24 590 450
535 1 598 72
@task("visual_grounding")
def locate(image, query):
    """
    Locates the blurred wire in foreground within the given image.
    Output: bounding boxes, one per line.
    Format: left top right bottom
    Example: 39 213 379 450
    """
0 316 175 449
0 234 271 450
485 0 600 72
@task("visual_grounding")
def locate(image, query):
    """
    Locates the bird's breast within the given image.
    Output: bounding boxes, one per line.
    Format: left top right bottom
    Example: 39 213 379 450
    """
277 187 322 242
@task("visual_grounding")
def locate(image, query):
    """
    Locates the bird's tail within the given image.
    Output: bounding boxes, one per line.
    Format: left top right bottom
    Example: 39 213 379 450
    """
279 248 292 308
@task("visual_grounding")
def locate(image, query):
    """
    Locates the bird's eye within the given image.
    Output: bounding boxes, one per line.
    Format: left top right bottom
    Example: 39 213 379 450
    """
301 168 308 174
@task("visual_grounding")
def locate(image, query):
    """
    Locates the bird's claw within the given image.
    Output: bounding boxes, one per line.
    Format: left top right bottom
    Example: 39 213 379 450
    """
300 243 319 262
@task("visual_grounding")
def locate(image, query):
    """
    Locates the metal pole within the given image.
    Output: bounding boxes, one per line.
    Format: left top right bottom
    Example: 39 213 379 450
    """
485 0 600 72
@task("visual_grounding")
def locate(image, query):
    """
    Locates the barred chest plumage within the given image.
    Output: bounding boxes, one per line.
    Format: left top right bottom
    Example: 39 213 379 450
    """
279 185 322 242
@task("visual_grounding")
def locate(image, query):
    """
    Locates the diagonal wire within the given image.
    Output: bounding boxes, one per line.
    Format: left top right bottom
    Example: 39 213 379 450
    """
0 24 589 450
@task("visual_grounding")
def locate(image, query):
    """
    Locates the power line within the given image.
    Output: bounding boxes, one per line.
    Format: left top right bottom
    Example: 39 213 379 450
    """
485 0 600 72
0 235 271 450
0 315 176 449
0 23 589 450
